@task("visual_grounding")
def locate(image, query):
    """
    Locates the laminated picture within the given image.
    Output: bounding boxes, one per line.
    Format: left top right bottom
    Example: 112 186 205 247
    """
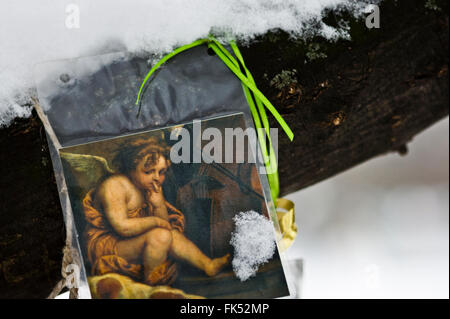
60 113 290 299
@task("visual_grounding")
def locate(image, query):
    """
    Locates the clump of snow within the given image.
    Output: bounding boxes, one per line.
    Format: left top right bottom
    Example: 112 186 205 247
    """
230 210 276 281
0 0 377 126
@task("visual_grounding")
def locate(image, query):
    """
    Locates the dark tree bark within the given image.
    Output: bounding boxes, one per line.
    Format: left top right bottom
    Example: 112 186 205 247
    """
241 0 449 195
0 0 448 298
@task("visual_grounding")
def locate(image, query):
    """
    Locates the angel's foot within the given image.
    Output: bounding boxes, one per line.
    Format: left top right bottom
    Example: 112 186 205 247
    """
205 253 231 277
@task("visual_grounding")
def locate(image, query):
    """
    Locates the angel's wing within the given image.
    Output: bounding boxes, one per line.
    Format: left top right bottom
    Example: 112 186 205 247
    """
60 152 115 194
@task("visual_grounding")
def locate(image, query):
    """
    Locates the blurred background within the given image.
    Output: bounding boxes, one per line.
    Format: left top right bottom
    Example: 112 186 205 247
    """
285 118 449 298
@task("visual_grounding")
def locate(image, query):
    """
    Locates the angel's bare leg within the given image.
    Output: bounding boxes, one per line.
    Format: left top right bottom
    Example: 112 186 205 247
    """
169 230 230 276
116 228 230 279
116 228 172 281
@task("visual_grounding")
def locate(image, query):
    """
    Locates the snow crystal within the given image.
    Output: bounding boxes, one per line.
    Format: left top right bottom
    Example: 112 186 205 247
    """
230 210 276 281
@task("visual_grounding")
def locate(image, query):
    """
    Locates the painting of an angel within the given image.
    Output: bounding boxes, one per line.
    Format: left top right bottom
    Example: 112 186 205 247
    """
60 114 289 299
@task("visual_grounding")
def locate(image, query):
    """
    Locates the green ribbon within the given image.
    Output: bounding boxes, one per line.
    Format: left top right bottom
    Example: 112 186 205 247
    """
219 40 280 200
136 38 209 106
136 36 294 201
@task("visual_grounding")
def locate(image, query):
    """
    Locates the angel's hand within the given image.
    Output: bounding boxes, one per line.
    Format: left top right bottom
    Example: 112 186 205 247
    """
153 217 172 230
146 183 165 209
168 213 185 232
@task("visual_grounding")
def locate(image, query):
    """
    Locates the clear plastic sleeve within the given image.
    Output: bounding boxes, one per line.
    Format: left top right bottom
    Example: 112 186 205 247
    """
34 46 294 298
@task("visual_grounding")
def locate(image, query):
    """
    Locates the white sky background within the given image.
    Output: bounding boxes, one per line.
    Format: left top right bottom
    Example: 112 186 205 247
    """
0 0 371 126
285 118 449 298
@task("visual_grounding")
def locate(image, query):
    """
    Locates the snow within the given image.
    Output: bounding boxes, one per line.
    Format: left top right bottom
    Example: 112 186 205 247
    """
0 0 374 126
230 210 276 281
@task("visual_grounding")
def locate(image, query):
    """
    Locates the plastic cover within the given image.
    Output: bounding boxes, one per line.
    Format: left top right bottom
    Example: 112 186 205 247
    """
34 45 294 298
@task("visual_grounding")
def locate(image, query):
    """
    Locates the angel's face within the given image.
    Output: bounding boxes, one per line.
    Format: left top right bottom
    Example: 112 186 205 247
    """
131 155 168 191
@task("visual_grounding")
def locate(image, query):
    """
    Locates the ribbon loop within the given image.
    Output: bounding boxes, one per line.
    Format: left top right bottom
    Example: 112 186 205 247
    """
136 36 294 201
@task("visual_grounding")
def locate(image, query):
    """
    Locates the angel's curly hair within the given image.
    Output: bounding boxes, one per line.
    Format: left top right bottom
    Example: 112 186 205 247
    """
113 136 171 175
